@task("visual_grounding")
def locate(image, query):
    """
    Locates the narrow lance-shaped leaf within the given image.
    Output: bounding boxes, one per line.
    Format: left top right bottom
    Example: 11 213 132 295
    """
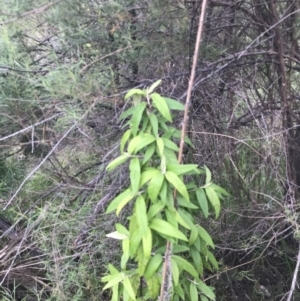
151 92 172 122
196 188 209 218
134 134 156 153
149 112 159 137
190 282 199 301
156 137 164 157
164 97 185 110
197 225 215 248
123 277 136 300
144 254 163 280
142 227 152 259
205 185 220 218
106 153 130 171
149 218 188 241
135 195 148 235
148 79 162 94
120 129 132 152
148 172 164 202
128 135 142 154
130 157 140 194
197 281 215 300
172 255 199 280
106 188 133 214
131 102 146 135
125 88 146 99
165 171 190 202
205 166 212 185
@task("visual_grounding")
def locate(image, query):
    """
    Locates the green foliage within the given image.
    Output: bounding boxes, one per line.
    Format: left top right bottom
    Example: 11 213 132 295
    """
103 83 228 300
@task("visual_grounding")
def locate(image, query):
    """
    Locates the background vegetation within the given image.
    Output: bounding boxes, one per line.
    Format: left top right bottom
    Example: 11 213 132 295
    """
1 0 300 300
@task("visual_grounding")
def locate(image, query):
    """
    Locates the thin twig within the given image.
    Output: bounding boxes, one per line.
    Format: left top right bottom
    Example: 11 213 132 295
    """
286 242 300 301
159 0 209 300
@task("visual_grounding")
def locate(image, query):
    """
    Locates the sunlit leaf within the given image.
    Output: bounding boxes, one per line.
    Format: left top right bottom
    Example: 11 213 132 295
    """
165 171 190 202
142 227 152 259
116 191 135 216
120 106 136 120
151 92 172 122
149 112 159 136
135 195 148 235
144 254 163 280
148 172 164 202
148 79 162 94
116 224 129 236
106 153 130 171
190 282 198 301
149 218 188 241
131 102 146 135
125 88 146 99
147 202 165 221
123 277 136 300
140 168 160 187
205 166 212 185
106 188 133 214
102 272 124 290
162 137 179 152
167 163 199 176
142 142 156 165
121 238 130 268
121 129 132 152
156 137 164 157
130 158 141 194
106 231 128 240
128 135 142 154
135 134 156 153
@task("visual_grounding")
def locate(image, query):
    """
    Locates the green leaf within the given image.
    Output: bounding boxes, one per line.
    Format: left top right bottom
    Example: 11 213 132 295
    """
142 142 156 165
130 158 141 194
156 244 190 254
121 238 130 268
172 255 199 280
151 92 172 122
149 112 159 136
149 218 188 241
137 245 148 276
140 168 160 187
196 188 209 218
144 254 163 280
148 172 164 202
197 225 215 248
116 224 129 236
205 166 212 185
164 97 185 110
207 251 218 269
142 227 152 259
156 137 164 157
147 202 165 221
197 281 215 300
131 102 146 135
135 134 156 153
165 171 190 202
160 154 167 174
106 231 128 240
175 210 190 230
121 129 132 152
125 88 146 100
116 191 135 216
177 196 198 209
200 295 209 301
190 282 199 301
174 283 185 299
102 272 124 290
108 264 119 275
123 277 136 300
210 183 229 196
167 163 199 176
106 188 133 214
190 246 203 275
135 195 148 235
128 135 142 154
129 215 142 257
205 185 221 218
106 153 130 171
162 137 179 152
171 258 180 286
148 79 162 94
120 106 136 120
146 274 161 299
189 227 199 246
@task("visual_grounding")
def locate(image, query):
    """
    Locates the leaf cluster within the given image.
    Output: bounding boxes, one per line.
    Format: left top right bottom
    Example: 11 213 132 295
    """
103 81 228 301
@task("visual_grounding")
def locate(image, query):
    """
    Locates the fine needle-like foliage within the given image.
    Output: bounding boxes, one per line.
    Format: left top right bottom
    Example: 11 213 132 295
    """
102 81 228 301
